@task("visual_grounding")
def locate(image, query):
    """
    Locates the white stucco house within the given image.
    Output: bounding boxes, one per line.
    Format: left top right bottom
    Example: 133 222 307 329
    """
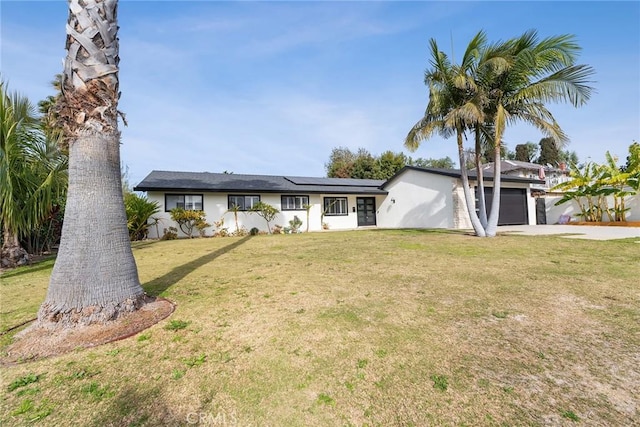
134 167 545 237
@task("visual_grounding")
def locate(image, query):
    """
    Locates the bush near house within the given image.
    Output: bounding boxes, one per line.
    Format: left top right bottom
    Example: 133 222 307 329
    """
553 143 640 222
169 208 210 238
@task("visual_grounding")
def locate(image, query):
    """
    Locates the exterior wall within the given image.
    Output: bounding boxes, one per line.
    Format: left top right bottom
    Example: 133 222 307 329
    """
545 193 640 224
377 169 456 229
145 191 385 238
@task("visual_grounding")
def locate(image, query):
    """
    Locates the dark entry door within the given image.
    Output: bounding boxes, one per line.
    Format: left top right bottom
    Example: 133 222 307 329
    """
536 198 547 225
356 197 376 226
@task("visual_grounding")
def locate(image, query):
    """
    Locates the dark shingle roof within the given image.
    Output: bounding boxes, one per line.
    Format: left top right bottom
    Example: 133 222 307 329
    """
134 171 388 195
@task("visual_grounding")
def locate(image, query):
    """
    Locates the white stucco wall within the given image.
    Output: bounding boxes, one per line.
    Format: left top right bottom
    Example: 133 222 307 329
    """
377 169 456 229
144 192 386 237
545 193 640 224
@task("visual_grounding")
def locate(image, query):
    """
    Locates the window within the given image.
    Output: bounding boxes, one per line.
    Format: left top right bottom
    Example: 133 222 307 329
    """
281 195 309 210
323 197 348 216
228 195 260 211
165 194 203 212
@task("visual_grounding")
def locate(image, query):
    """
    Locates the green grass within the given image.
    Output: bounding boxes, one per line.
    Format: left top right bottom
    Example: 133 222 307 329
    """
1 230 639 426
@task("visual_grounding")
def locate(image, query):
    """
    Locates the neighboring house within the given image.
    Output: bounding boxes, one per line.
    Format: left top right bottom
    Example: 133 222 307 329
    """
480 160 570 190
135 167 545 236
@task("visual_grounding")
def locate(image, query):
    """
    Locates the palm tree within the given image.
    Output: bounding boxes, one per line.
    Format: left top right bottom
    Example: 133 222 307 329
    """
406 30 594 237
481 30 595 236
0 81 67 267
36 0 148 327
405 32 490 236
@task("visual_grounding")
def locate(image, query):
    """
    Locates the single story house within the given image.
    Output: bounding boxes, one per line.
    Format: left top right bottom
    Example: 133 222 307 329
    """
133 167 545 237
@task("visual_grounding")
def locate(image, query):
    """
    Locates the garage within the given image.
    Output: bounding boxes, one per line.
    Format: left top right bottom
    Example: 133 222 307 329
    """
477 187 528 225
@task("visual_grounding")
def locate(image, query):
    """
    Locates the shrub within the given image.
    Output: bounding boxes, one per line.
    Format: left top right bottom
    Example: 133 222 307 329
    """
232 226 249 237
249 202 279 234
250 227 260 236
161 227 178 240
124 193 160 241
289 215 303 233
170 208 210 238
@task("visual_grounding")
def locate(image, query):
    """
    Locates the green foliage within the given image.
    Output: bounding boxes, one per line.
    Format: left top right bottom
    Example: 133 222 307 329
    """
250 227 260 236
537 137 560 166
404 29 595 236
250 201 279 234
430 374 449 391
514 142 538 163
8 373 41 392
325 146 454 179
213 218 229 237
80 381 115 401
164 319 190 331
161 227 178 240
137 332 151 342
553 145 639 222
288 215 303 233
408 156 455 169
1 80 68 263
183 353 207 368
124 193 160 241
561 410 580 422
316 393 335 406
169 208 210 238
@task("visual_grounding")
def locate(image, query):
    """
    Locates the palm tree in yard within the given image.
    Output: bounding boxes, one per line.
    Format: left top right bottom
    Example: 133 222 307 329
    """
405 32 491 236
406 30 594 237
481 31 594 236
36 0 149 326
0 82 67 267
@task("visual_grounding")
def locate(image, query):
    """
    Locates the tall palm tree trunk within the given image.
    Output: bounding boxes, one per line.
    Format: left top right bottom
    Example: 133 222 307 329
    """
485 142 503 237
474 128 488 228
457 132 486 237
36 0 147 326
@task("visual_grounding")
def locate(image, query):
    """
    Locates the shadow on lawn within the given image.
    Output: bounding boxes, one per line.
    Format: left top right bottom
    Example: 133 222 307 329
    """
143 236 252 297
88 385 181 427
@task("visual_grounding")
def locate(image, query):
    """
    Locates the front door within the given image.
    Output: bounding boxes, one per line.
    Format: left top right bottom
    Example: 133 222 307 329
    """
357 197 376 226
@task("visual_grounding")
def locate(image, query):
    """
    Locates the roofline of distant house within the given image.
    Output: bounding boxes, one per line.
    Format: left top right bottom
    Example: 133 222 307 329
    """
382 165 544 188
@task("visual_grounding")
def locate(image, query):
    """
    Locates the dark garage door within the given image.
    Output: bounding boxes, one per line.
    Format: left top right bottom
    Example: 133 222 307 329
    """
477 188 528 226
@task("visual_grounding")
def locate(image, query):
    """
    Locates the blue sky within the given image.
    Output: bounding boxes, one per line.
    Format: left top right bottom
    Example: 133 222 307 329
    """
2 1 639 186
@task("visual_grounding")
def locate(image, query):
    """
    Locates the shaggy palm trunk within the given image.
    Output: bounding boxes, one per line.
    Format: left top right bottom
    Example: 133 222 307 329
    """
36 0 147 326
1 227 29 268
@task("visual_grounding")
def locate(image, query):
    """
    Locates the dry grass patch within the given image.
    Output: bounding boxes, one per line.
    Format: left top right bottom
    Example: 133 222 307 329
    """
1 230 639 426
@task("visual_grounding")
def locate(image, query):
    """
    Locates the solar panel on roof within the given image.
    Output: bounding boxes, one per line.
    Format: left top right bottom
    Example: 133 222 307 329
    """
284 176 384 186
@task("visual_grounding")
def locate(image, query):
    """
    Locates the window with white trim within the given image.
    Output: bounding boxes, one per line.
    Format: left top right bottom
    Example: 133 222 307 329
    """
228 195 260 211
165 194 203 212
323 197 348 216
281 195 309 210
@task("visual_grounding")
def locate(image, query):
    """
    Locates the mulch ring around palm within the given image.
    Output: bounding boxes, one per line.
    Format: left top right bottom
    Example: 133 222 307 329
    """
1 297 175 366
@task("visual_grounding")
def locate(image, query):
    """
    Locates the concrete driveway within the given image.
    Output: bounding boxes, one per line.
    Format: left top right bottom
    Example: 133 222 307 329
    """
498 224 640 241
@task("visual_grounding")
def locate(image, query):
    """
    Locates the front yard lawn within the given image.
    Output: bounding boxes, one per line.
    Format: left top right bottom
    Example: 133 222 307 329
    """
1 230 638 426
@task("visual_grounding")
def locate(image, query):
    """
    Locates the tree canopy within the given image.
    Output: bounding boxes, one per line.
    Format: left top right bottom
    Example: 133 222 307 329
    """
325 147 454 179
404 29 595 237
